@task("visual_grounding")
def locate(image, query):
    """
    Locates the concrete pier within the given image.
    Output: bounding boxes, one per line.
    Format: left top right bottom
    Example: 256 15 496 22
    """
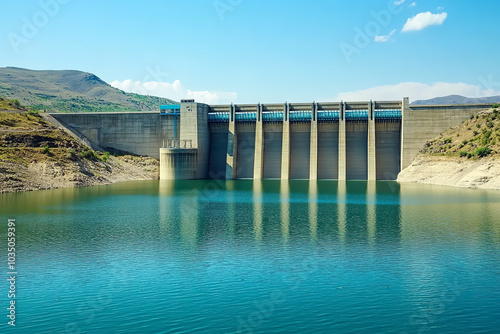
225 104 237 180
281 103 291 180
253 104 264 179
367 101 377 181
309 102 318 180
159 148 197 179
338 102 347 181
157 101 210 180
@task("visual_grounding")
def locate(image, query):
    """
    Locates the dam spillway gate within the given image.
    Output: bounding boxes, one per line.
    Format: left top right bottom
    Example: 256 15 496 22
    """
161 100 404 181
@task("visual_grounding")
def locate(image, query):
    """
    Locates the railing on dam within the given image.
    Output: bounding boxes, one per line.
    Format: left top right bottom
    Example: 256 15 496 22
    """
208 112 230 122
290 111 311 122
317 111 340 122
263 112 284 122
375 109 402 120
207 109 402 123
163 139 193 149
236 112 257 122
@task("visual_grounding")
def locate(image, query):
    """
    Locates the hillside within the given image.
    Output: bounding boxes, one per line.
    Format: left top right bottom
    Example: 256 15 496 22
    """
398 106 500 190
0 96 27 112
412 95 500 105
0 67 176 112
0 108 159 193
421 106 499 157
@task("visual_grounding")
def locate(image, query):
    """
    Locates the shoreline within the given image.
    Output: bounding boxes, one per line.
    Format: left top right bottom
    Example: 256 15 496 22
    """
0 155 159 194
397 155 500 190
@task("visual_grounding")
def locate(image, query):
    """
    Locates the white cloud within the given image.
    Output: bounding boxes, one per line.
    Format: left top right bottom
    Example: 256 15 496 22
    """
109 79 237 105
333 82 500 103
375 29 396 42
402 11 447 32
394 0 406 5
409 2 416 7
437 6 444 11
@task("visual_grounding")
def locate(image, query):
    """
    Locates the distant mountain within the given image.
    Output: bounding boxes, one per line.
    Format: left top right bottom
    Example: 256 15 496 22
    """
412 95 500 105
0 67 176 112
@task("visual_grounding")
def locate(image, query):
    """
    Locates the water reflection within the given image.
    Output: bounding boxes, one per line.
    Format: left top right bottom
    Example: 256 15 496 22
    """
2 180 500 334
3 180 499 251
280 180 290 245
367 181 376 245
154 180 500 249
253 181 263 242
154 180 407 248
337 181 347 245
308 181 318 242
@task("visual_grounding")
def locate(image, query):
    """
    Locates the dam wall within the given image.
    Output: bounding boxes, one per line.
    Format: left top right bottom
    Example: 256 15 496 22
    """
317 123 339 180
263 124 283 179
49 99 496 181
208 123 228 180
345 122 368 180
51 112 178 159
290 123 311 179
375 121 402 180
401 103 492 169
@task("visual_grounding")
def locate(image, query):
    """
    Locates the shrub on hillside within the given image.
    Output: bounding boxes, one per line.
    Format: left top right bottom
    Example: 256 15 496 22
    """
9 99 21 107
100 151 110 162
476 147 492 157
80 147 95 160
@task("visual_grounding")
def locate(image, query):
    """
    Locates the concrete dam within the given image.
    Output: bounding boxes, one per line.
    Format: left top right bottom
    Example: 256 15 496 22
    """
49 98 494 181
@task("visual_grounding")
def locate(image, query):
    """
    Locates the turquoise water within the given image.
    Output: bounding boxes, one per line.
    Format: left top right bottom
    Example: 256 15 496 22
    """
1 180 500 333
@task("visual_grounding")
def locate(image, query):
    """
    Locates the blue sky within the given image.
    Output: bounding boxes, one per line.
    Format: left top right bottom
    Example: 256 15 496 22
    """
1 0 500 104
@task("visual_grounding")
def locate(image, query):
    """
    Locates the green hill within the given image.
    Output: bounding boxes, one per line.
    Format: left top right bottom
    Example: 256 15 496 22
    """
0 67 176 112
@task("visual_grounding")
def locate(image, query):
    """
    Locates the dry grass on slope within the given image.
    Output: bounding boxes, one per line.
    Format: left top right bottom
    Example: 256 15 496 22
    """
423 105 500 160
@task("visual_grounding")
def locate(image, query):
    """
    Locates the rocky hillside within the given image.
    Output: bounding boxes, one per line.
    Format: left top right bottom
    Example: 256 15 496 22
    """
0 67 176 112
422 106 500 158
0 109 159 193
398 106 500 190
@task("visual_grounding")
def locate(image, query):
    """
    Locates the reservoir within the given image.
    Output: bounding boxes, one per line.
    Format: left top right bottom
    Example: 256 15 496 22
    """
1 180 500 333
